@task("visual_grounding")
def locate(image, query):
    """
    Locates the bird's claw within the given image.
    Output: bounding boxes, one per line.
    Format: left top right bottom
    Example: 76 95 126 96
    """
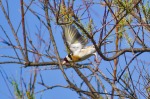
94 57 100 64
93 52 100 64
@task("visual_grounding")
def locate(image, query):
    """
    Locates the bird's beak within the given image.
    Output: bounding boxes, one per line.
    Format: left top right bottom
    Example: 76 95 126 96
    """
62 61 66 65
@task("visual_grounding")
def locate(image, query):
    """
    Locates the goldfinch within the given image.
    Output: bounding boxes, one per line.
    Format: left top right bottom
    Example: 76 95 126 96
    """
62 25 107 64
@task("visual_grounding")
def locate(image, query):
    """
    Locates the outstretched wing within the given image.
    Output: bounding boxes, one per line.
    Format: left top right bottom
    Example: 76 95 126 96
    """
62 25 88 53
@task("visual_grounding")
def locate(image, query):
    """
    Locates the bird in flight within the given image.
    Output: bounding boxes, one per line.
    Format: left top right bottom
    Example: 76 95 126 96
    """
62 25 109 64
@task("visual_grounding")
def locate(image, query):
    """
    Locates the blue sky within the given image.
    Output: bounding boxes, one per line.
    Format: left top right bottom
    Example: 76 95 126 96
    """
0 1 91 99
0 0 150 99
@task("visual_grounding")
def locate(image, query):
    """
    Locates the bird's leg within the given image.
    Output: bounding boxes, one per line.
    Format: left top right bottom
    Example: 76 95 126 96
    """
93 52 100 64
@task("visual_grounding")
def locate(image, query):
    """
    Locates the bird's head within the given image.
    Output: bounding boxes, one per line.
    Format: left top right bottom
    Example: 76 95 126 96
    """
62 54 73 65
62 57 69 65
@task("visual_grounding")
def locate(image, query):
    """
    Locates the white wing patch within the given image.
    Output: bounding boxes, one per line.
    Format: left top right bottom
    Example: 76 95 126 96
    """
70 43 83 53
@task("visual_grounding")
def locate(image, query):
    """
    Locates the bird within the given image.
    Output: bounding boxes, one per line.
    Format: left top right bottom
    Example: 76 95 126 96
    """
62 25 109 64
